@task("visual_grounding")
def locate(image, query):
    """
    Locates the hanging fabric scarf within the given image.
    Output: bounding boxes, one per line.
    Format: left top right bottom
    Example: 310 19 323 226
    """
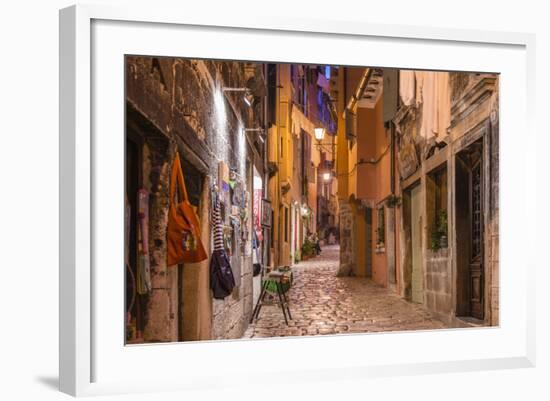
209 192 236 299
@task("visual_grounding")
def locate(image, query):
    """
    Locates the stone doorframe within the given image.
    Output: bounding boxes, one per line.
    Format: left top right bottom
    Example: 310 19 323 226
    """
450 120 494 325
399 180 421 301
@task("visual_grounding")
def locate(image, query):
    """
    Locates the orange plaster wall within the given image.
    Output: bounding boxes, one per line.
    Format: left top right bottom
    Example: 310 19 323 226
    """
370 98 391 287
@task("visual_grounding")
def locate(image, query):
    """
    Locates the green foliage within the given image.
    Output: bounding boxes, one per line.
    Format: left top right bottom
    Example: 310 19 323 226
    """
301 239 315 257
437 209 448 234
294 251 301 263
430 231 442 251
376 225 385 245
430 209 448 250
386 194 401 208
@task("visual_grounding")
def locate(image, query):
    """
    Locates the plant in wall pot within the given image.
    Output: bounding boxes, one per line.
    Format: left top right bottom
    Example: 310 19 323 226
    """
437 209 448 248
301 238 315 260
376 226 385 253
385 194 401 208
430 209 448 251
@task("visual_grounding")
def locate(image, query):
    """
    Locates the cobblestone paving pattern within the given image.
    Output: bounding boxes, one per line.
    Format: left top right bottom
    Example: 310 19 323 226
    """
243 245 449 338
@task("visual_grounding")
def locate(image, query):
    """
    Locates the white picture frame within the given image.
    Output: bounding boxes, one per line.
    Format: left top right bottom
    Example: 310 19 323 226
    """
59 4 536 397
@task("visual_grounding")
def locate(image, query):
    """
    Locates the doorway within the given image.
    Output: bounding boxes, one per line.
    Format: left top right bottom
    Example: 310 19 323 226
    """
455 139 484 320
410 184 423 304
125 133 145 342
252 167 263 306
365 207 373 278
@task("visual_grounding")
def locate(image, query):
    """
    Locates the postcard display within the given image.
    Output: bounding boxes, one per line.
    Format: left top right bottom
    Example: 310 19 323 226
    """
214 160 250 292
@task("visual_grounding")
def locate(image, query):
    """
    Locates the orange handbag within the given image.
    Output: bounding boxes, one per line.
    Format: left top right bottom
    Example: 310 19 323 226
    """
166 152 208 265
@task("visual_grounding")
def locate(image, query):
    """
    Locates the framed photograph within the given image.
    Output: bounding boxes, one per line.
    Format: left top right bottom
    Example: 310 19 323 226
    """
59 4 536 397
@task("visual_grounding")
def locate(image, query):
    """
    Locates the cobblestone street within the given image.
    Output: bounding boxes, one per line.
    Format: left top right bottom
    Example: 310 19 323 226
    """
243 244 449 339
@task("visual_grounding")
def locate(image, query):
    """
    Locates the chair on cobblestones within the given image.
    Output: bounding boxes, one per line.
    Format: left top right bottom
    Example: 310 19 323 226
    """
250 268 292 325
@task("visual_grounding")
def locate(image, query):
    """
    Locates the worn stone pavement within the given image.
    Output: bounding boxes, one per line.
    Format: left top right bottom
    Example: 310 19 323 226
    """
243 244 448 339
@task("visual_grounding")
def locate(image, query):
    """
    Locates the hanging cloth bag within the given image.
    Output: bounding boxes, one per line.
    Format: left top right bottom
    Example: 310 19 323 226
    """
167 152 207 265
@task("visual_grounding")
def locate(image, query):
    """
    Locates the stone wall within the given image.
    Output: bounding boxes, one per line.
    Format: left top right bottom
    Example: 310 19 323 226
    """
337 199 356 276
449 74 499 325
126 56 262 342
488 110 499 326
425 248 452 321
395 71 499 326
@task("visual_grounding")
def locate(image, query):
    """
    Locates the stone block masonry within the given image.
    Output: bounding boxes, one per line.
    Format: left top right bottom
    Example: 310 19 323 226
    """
126 56 263 342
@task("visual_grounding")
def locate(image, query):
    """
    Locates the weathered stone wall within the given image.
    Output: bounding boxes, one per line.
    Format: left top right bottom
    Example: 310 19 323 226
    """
395 71 499 326
212 164 254 340
425 248 452 320
337 199 356 276
449 74 499 325
488 109 499 326
126 56 261 341
143 141 176 342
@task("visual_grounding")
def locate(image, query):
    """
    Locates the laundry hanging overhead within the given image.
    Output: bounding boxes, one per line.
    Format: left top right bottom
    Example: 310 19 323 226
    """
316 72 330 94
291 104 315 137
436 72 451 141
399 70 415 106
400 71 451 142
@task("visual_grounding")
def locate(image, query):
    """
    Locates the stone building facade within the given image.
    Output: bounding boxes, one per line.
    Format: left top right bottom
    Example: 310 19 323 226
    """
266 64 337 268
394 71 499 326
336 67 499 327
125 56 267 342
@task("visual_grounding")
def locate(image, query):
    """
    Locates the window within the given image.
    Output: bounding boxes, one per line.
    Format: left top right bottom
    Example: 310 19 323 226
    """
267 64 277 126
377 206 385 246
427 165 448 250
284 206 289 243
471 161 482 257
271 210 275 248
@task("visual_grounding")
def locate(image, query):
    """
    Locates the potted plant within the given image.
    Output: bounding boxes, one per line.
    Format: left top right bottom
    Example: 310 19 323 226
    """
375 226 385 253
437 209 448 248
294 250 301 263
430 209 448 251
301 239 315 260
386 194 401 208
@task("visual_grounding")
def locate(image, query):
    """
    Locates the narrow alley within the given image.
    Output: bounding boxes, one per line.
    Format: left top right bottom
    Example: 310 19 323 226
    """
244 245 448 339
124 57 499 343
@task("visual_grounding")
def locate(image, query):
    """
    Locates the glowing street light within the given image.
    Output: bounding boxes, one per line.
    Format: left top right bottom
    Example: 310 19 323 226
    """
314 127 326 142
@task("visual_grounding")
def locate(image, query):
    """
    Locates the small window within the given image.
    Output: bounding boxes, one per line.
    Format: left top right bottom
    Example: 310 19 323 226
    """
284 206 289 243
377 206 385 246
427 165 448 250
271 210 275 248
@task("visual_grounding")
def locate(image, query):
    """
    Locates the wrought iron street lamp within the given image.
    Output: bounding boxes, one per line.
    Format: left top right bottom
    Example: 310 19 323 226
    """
314 127 326 142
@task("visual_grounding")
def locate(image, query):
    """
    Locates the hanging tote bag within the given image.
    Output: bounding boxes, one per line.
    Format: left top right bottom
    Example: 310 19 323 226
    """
167 152 207 266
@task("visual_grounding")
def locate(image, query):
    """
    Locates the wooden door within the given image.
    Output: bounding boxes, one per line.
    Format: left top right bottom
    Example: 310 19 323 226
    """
411 185 423 303
469 159 484 319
